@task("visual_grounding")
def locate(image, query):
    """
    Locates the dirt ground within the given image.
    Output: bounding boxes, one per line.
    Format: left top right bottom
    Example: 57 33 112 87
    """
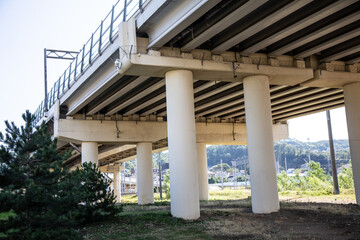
199 199 360 239
84 196 360 239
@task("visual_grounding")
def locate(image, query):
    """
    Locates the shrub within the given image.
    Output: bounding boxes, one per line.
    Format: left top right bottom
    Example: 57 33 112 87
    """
338 164 354 189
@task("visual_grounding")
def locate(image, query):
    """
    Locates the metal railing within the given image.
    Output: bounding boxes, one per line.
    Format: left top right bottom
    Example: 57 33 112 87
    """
34 0 148 123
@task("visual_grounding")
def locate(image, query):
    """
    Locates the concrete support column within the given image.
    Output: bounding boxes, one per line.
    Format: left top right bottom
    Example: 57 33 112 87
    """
166 70 200 219
136 142 154 205
344 82 360 205
81 142 98 165
113 171 121 203
197 143 209 200
243 75 279 213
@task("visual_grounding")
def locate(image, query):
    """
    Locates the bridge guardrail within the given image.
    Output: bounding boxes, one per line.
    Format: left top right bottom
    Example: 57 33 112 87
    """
34 0 148 123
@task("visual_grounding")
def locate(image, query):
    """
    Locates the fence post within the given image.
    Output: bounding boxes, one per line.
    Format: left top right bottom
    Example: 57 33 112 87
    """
99 20 103 56
74 54 78 80
123 0 127 22
68 62 72 89
89 33 93 65
81 44 85 73
109 5 114 43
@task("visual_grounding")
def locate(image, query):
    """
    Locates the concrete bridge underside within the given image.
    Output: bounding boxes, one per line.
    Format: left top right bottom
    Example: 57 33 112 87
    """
40 0 360 219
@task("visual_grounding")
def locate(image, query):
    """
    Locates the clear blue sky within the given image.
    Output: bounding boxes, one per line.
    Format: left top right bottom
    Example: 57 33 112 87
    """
0 0 349 142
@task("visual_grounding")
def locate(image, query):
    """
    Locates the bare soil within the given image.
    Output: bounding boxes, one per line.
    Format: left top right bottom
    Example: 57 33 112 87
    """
84 198 360 239
200 200 360 239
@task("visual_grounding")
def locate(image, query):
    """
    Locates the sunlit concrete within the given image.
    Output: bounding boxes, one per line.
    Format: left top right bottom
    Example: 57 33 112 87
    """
136 142 154 205
113 171 121 203
243 75 279 213
81 142 98 165
344 82 360 205
197 143 209 201
166 70 200 219
55 118 288 145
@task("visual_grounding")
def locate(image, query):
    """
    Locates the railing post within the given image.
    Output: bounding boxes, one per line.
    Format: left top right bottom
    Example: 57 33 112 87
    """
109 5 114 44
99 20 103 56
139 0 143 12
74 54 78 80
44 48 48 112
49 88 52 107
89 33 93 65
57 78 61 99
123 0 127 22
62 71 66 92
68 62 72 89
53 87 56 104
81 44 85 73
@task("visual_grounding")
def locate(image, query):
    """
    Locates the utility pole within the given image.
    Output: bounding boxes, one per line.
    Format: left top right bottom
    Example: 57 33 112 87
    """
285 157 288 173
220 159 224 190
231 159 237 190
244 158 248 188
158 152 163 200
326 110 340 194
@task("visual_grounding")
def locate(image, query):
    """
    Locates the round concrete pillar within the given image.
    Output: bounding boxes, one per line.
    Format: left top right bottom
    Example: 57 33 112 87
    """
197 143 209 200
344 82 360 205
166 70 200 219
113 171 121 203
136 142 154 205
243 75 279 213
81 142 98 165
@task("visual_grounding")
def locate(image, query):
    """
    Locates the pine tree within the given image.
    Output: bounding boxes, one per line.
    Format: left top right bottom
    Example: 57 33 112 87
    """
0 111 120 239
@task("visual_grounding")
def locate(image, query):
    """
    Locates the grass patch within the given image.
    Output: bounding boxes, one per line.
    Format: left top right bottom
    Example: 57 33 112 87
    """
83 211 210 240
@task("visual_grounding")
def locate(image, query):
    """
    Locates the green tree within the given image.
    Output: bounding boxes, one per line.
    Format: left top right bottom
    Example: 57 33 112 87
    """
0 111 120 239
338 164 354 189
163 170 170 199
212 163 231 172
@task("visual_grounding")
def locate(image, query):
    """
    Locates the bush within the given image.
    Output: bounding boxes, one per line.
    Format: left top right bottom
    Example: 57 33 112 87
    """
208 176 217 184
338 164 354 189
163 170 170 199
277 161 333 195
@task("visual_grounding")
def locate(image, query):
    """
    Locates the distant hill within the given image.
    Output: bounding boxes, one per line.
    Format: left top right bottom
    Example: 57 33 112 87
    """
206 139 350 171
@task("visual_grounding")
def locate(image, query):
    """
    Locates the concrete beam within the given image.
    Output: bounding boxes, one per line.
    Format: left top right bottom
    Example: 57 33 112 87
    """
55 118 288 145
321 45 360 62
303 70 360 88
270 12 360 56
241 0 356 55
272 95 344 115
295 28 360 59
271 88 334 105
273 104 344 122
86 76 149 115
140 0 221 49
212 1 312 53
159 82 242 117
271 89 343 111
347 57 360 65
105 79 165 115
272 99 345 121
182 0 268 50
197 85 289 117
139 81 217 116
195 90 243 112
119 54 313 86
